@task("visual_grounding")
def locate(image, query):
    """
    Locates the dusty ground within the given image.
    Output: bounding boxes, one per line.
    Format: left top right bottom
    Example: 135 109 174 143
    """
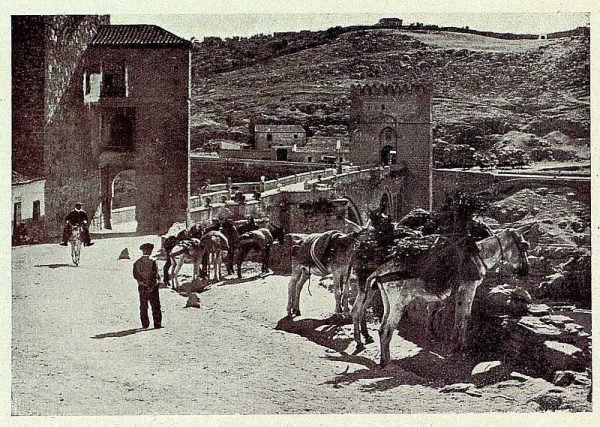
11 235 591 415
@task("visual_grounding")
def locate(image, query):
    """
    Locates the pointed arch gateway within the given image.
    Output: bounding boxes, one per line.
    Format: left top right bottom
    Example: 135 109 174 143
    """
379 126 397 165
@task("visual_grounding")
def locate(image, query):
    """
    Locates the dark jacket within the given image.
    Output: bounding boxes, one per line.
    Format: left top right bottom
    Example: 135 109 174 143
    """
133 255 160 289
65 209 89 225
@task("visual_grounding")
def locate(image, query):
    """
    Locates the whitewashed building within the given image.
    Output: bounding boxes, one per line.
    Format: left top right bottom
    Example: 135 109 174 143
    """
12 172 46 243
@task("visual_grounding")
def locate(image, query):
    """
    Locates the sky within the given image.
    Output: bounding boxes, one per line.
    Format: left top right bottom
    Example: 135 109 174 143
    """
111 12 590 40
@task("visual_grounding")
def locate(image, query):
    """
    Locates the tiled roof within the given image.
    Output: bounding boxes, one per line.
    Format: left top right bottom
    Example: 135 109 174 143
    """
12 171 45 185
255 124 305 134
90 25 190 47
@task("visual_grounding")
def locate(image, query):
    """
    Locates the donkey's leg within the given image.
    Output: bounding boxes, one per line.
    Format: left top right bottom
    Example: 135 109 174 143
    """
237 246 251 279
378 282 412 368
163 257 171 287
361 286 375 344
341 269 352 318
453 279 483 351
351 276 371 348
227 247 235 275
333 271 343 315
172 258 184 292
216 251 223 281
287 264 303 316
169 256 178 289
293 267 311 316
262 245 271 273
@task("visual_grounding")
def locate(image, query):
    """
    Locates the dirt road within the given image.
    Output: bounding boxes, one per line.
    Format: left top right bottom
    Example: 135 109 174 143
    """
11 235 589 415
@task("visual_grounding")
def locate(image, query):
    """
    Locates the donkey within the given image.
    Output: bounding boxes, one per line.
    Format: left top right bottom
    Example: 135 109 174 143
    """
220 218 259 275
286 228 362 319
236 223 285 279
351 224 535 367
162 223 206 287
69 225 84 266
169 230 229 290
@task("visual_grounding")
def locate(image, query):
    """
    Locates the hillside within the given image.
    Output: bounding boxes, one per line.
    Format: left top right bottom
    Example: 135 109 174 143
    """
190 27 589 166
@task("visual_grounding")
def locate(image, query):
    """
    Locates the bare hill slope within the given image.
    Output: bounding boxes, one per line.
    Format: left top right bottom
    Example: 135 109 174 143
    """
190 28 589 164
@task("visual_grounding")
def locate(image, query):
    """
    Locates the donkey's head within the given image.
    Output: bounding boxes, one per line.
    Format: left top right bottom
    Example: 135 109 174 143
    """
498 223 536 277
270 223 286 245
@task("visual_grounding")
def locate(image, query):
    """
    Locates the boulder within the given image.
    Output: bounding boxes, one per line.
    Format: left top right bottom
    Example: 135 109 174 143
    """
185 293 201 308
439 383 476 393
543 131 571 146
471 360 502 376
542 341 586 371
552 370 576 387
510 372 533 382
528 387 566 411
527 303 551 316
477 284 531 317
539 315 574 327
118 248 130 260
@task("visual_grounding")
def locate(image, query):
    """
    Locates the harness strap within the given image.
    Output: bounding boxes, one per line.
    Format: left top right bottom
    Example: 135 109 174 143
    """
170 248 187 257
310 235 330 276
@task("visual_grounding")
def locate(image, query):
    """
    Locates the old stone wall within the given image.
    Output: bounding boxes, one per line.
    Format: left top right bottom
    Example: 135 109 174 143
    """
37 15 109 238
349 84 432 213
255 131 306 150
191 157 327 191
84 46 190 234
432 169 590 209
11 16 47 179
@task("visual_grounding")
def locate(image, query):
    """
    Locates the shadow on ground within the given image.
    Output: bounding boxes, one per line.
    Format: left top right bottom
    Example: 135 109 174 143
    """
276 315 518 393
91 328 151 339
34 264 75 269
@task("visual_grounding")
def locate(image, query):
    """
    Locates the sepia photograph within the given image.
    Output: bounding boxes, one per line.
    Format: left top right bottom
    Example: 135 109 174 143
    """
4 0 596 424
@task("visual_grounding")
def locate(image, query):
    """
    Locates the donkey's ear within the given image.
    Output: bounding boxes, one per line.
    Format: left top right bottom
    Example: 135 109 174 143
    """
344 218 362 232
518 222 540 250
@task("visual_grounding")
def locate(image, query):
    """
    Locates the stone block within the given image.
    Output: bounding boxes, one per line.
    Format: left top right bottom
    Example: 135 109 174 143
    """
118 248 130 260
527 304 551 316
542 340 586 372
185 293 201 308
471 360 502 376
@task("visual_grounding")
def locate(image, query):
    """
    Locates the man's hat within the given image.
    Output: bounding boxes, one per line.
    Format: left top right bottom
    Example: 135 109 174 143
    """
140 243 154 253
74 202 83 206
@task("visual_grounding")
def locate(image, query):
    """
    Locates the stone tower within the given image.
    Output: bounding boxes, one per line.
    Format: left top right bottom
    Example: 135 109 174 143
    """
12 17 192 239
349 83 433 213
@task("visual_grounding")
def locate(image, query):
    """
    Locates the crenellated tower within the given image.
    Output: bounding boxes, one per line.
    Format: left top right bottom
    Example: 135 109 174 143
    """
349 82 432 213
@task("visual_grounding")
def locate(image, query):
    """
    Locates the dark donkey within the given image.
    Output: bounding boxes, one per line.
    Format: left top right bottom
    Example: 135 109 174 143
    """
219 218 258 275
236 222 286 279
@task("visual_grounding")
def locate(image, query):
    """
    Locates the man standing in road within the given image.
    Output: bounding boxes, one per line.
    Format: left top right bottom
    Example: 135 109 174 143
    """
133 243 162 329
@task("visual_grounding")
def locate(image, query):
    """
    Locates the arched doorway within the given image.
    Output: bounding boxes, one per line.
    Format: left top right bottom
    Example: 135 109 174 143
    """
380 144 396 166
380 192 391 214
379 126 397 165
110 169 138 232
345 199 362 226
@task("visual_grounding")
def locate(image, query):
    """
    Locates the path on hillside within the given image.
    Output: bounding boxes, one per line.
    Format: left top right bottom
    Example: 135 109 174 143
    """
11 236 585 415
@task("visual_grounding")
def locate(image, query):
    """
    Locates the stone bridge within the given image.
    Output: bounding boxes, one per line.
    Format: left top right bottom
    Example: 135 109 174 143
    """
433 169 590 206
188 164 416 234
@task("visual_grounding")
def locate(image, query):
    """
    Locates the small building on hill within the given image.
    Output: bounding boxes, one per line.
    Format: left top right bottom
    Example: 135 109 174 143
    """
378 18 403 27
290 136 350 163
255 124 307 151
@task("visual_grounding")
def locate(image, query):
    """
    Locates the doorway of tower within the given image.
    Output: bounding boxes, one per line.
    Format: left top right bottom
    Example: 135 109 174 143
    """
380 145 397 166
99 167 138 233
380 192 391 215
276 148 288 161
